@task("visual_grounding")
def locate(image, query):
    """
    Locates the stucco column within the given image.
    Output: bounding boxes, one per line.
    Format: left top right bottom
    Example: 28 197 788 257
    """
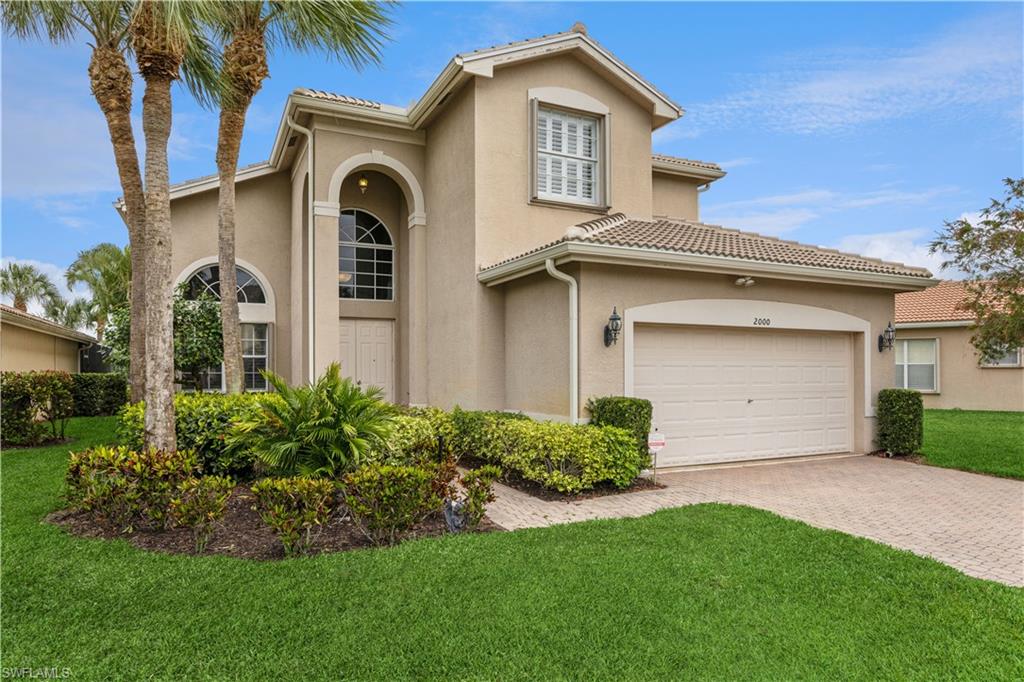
313 210 341 375
408 219 428 405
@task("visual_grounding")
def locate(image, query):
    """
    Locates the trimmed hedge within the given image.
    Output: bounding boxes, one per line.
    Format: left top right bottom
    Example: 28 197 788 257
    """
587 396 653 456
876 388 924 455
449 407 530 460
0 371 74 446
118 393 279 477
452 409 644 493
344 464 440 546
71 373 128 416
377 415 440 464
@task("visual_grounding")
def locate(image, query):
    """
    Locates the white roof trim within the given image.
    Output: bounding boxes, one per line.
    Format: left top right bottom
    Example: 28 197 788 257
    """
0 308 96 344
896 320 973 329
478 240 938 291
167 163 278 201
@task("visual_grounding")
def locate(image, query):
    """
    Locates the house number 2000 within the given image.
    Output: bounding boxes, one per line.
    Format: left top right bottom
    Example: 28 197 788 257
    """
753 317 771 326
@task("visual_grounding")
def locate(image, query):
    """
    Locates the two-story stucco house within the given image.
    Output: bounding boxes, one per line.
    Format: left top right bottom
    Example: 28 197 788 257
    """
153 25 937 468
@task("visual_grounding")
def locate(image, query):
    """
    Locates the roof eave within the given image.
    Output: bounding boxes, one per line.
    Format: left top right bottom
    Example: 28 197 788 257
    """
651 161 726 183
895 320 973 329
0 310 96 344
478 241 938 291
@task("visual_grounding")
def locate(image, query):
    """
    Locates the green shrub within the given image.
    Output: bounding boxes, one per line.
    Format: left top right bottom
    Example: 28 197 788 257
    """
457 465 500 530
402 406 457 448
65 446 198 531
587 396 653 456
449 407 530 459
71 373 128 416
169 476 234 553
470 416 643 494
250 477 335 557
0 371 74 445
117 392 270 477
877 389 924 455
230 363 396 478
376 415 439 464
343 464 441 546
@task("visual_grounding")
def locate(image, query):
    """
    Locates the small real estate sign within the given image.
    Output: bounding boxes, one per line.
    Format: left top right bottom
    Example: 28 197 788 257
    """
647 431 666 481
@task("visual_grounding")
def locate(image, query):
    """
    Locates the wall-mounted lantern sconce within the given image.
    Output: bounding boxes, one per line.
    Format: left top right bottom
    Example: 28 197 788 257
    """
604 307 622 347
878 322 895 352
357 174 369 194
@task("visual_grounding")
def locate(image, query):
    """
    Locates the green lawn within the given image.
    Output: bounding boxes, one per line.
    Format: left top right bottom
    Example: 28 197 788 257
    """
2 418 1022 680
922 409 1024 479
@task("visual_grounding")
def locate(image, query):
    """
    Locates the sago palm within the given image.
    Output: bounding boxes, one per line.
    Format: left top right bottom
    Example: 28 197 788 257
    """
209 0 391 393
230 363 397 478
129 0 223 451
2 1 149 399
0 262 61 312
66 242 131 341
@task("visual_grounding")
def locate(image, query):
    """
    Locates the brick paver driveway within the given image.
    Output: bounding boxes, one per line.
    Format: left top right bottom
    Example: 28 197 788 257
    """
486 455 1024 586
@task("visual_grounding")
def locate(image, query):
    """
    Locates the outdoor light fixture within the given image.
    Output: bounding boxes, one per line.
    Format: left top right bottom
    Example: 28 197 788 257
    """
604 307 622 347
357 174 369 194
878 322 896 352
734 276 755 287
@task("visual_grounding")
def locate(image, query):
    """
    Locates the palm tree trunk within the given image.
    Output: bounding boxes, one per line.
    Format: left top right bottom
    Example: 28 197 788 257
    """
140 73 177 452
89 46 147 402
13 296 26 312
216 106 246 395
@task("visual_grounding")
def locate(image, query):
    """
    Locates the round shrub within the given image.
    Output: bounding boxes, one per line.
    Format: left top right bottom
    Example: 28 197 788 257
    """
343 464 440 546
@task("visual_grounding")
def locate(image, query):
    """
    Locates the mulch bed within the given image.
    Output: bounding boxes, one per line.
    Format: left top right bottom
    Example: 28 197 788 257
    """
47 484 501 561
459 455 665 502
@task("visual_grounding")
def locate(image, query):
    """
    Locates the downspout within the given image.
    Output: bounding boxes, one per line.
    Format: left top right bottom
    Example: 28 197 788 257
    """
286 114 315 382
697 182 711 193
545 259 579 424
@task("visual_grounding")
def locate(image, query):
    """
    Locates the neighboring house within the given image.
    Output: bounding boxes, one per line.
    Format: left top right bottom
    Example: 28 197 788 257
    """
895 280 1023 411
144 25 937 468
0 304 96 373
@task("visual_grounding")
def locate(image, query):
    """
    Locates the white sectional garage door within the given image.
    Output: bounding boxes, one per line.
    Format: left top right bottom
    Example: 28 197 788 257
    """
634 324 853 467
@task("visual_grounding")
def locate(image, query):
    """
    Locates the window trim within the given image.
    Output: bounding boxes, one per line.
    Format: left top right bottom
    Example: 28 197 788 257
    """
338 207 396 303
196 322 272 393
980 347 1023 368
174 256 276 324
895 337 940 394
529 98 611 212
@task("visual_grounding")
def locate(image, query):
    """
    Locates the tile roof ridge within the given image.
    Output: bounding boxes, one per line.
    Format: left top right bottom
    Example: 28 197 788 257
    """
571 212 630 237
667 218 930 275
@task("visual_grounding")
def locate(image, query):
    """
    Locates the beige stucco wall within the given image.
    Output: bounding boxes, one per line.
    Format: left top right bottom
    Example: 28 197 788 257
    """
289 147 310 384
897 326 1024 411
501 263 895 453
474 53 655 268
652 173 701 221
1 324 80 372
169 171 293 383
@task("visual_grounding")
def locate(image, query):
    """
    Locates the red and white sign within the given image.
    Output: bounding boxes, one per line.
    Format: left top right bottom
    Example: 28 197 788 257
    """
647 432 666 454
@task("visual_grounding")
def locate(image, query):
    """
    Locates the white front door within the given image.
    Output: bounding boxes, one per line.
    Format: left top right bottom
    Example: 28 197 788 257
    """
338 319 395 402
634 325 853 467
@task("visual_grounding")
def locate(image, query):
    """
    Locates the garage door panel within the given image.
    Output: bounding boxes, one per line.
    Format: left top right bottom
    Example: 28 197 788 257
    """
635 324 853 467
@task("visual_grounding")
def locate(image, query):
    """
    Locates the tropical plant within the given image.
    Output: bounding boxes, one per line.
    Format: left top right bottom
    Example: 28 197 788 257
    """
130 0 223 451
208 0 390 393
42 296 94 330
0 262 61 312
930 178 1024 362
105 284 223 392
3 1 149 401
250 476 335 556
230 363 397 477
344 464 439 546
170 475 234 552
66 242 131 340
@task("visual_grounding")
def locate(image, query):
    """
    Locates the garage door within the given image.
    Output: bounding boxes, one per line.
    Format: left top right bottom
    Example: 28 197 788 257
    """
634 324 853 467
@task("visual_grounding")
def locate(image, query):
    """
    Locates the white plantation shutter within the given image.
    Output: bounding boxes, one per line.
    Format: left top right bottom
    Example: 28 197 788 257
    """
536 106 600 205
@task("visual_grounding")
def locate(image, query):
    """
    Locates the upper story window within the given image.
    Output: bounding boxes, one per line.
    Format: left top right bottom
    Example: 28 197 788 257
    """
535 106 601 206
339 208 393 301
186 264 266 303
896 338 937 392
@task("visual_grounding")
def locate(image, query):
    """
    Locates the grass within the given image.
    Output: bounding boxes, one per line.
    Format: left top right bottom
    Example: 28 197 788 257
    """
922 409 1024 479
2 418 1022 680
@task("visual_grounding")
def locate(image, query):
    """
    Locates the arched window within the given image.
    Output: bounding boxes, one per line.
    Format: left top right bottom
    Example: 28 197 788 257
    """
339 208 393 301
185 264 266 303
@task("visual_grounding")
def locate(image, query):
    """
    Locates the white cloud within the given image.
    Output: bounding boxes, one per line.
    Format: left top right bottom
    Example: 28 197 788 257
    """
717 157 758 170
686 11 1022 135
835 229 955 277
705 208 821 236
0 257 87 317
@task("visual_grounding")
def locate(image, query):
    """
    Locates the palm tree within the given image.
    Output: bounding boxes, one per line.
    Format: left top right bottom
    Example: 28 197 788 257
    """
130 0 222 451
0 262 61 313
210 0 390 393
43 296 94 331
66 242 131 341
2 1 149 401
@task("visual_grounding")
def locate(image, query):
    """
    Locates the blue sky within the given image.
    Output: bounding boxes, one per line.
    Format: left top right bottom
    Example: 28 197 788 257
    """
2 1 1021 304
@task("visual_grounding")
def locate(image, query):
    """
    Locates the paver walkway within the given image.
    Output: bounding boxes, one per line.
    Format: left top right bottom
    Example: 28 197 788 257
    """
486 455 1024 586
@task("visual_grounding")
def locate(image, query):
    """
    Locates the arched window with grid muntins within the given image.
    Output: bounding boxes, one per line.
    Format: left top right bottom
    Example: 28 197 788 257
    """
185 264 266 303
338 208 393 301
